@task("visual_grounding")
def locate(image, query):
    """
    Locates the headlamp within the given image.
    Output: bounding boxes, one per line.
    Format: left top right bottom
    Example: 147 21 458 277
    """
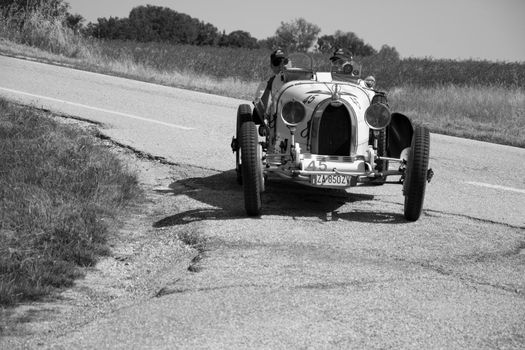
364 103 391 130
281 101 306 126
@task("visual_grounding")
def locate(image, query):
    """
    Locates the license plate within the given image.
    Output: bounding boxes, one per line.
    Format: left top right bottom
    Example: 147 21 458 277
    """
311 174 349 186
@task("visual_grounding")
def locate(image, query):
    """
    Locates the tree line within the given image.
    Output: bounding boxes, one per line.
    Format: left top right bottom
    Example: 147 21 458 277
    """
0 0 381 56
85 5 378 56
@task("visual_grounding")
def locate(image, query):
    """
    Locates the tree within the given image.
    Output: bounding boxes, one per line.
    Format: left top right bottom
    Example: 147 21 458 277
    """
220 30 258 49
87 16 132 40
271 18 321 52
377 44 400 62
195 22 219 45
257 36 279 50
87 5 220 45
65 13 84 32
317 31 376 57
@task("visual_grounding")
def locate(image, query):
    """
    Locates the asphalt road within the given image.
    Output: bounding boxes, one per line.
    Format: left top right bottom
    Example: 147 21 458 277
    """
1 55 524 349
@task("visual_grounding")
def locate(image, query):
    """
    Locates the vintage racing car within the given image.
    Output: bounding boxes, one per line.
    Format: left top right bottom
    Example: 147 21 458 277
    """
231 53 433 221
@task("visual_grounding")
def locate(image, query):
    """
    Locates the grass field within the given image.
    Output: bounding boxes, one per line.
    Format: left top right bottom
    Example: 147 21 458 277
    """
93 40 525 89
0 99 141 306
389 85 524 147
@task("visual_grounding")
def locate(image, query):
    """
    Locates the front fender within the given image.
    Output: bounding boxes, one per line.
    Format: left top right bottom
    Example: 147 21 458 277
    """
387 112 414 158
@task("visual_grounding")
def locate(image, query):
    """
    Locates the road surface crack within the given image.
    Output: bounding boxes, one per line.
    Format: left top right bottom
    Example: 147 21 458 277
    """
395 258 524 297
424 209 525 230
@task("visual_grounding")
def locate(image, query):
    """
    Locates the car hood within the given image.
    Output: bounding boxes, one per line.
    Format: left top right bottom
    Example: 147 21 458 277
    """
275 80 374 119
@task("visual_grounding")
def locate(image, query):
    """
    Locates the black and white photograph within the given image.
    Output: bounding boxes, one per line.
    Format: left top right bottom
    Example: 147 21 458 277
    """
1 0 524 348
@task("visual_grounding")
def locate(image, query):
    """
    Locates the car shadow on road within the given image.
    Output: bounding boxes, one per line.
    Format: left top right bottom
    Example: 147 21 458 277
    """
153 170 405 227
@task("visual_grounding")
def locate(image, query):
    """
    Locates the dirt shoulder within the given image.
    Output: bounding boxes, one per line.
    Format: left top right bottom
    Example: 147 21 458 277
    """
0 124 209 348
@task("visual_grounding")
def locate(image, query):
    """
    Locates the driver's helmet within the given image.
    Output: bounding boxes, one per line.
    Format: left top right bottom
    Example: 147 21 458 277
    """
270 49 289 68
330 48 353 61
330 48 355 74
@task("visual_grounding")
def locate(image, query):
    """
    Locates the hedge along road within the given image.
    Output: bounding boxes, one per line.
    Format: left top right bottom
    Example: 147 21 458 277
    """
1 55 524 349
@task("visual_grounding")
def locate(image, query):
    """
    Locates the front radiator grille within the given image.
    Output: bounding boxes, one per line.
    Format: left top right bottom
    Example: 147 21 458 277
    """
317 105 351 156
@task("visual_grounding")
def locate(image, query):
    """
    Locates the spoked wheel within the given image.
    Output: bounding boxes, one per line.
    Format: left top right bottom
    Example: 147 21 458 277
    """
403 126 430 221
239 120 263 216
235 104 252 185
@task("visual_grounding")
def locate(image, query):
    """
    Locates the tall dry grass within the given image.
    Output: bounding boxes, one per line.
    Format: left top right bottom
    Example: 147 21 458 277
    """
388 85 525 147
0 4 86 57
94 41 525 89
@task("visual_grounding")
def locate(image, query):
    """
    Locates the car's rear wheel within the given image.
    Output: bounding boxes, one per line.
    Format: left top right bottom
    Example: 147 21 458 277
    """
235 104 252 185
240 120 263 216
403 126 430 221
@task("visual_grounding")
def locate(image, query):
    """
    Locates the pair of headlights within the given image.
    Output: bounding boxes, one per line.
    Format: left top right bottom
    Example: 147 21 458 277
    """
281 100 391 130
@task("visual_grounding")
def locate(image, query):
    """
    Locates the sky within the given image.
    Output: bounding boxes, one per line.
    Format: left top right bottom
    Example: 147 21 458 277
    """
65 0 525 62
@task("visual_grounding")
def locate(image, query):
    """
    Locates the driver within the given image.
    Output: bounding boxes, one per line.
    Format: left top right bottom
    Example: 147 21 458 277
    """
330 48 355 75
254 49 289 121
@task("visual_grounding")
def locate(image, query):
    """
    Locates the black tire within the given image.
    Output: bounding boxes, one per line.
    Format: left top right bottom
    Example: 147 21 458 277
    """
403 126 430 221
236 104 252 185
240 120 263 216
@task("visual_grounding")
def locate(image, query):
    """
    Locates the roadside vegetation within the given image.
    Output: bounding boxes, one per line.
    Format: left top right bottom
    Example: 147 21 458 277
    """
389 85 524 147
0 99 141 306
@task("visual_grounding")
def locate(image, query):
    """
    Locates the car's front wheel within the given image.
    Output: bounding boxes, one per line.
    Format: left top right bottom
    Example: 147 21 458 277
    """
403 126 430 221
235 104 252 185
239 120 263 216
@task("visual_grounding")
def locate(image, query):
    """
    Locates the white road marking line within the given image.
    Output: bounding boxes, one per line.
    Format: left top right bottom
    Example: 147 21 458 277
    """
465 181 525 194
0 86 195 130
